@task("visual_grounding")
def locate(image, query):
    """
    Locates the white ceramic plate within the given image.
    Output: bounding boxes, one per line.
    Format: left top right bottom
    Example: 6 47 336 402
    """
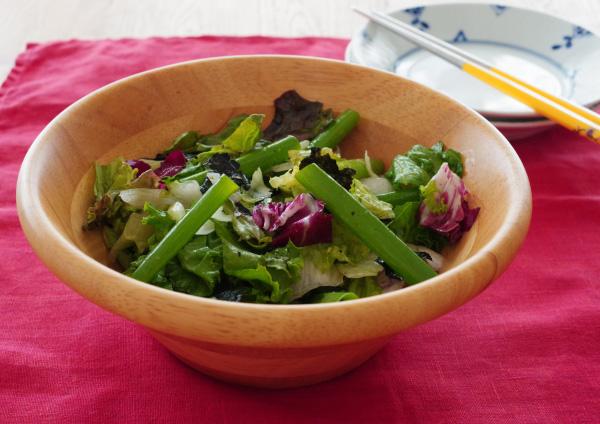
346 3 600 121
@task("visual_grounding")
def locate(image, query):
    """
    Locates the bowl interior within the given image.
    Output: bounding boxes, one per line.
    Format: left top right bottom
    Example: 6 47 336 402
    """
17 56 531 347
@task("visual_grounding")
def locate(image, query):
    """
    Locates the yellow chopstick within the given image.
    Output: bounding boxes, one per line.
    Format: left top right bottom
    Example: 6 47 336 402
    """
490 68 600 125
462 63 600 142
354 8 600 144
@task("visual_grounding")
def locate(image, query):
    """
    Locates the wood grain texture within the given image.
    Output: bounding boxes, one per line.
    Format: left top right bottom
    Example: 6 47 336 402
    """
16 56 532 387
1 0 599 81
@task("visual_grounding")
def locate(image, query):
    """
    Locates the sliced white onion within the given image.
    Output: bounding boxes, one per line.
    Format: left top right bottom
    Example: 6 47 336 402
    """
299 140 310 149
211 206 232 222
229 191 241 203
240 168 272 203
270 161 293 173
360 176 394 195
407 244 444 271
168 180 201 208
204 172 242 202
206 172 221 185
119 188 175 209
167 201 186 222
195 219 215 235
364 150 377 177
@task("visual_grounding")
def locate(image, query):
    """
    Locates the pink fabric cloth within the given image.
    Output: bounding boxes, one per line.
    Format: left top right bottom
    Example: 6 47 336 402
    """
1 36 599 424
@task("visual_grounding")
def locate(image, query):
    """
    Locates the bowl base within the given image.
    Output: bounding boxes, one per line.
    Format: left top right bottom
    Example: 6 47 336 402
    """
173 353 374 389
150 330 391 389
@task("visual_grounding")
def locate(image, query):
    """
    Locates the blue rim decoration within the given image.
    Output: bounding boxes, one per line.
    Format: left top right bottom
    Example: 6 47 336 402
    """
361 28 373 43
404 7 429 31
490 5 508 16
551 25 592 50
453 30 468 43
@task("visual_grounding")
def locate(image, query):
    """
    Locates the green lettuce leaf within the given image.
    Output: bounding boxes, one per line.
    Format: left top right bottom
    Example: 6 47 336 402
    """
301 243 347 270
290 244 345 300
231 212 272 248
222 114 264 153
420 178 448 214
338 158 385 179
142 202 175 249
239 168 272 204
221 241 271 299
263 244 304 288
308 291 359 303
165 115 250 155
385 142 464 190
405 144 444 177
406 142 463 177
288 222 378 300
93 158 136 199
268 165 305 195
346 276 382 298
86 158 137 228
125 255 172 290
193 114 265 163
109 212 154 261
441 147 464 177
220 231 302 303
388 201 448 252
97 197 136 245
337 259 383 278
165 131 200 153
177 235 222 290
165 260 212 297
200 114 248 147
125 235 220 297
331 220 372 264
385 155 430 190
350 179 395 220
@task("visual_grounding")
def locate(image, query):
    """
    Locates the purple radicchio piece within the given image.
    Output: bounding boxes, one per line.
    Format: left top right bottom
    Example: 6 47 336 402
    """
154 150 187 178
252 202 287 233
419 162 480 242
127 159 151 175
252 193 332 247
271 211 332 247
447 201 480 244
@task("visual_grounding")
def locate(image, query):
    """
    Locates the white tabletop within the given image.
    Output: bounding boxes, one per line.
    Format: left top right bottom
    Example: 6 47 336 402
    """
1 0 599 83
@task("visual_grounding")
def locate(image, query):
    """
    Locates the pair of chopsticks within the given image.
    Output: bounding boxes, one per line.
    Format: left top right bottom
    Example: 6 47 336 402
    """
353 8 600 144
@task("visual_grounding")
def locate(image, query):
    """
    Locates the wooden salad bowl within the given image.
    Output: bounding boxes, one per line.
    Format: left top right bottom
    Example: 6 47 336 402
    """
16 56 532 388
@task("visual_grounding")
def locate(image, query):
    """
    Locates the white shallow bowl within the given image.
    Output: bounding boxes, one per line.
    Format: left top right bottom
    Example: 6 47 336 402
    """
346 3 600 122
492 118 556 140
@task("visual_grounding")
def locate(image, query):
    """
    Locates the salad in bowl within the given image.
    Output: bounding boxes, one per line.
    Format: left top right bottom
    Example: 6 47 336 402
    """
85 90 479 304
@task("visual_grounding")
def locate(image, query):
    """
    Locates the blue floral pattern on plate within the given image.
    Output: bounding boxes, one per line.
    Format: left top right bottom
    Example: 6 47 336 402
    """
490 5 508 16
361 28 373 43
404 7 429 31
453 30 469 43
551 25 592 49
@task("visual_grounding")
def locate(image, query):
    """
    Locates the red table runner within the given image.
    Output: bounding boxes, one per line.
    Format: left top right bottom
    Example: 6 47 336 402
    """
1 36 599 424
